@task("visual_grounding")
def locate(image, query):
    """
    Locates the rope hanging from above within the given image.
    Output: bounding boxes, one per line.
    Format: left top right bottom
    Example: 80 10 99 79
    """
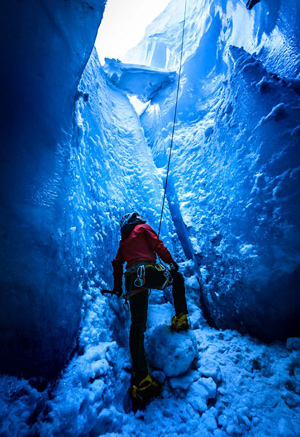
157 0 187 238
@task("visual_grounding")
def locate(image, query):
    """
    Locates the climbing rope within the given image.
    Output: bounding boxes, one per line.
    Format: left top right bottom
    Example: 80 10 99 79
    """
157 0 187 238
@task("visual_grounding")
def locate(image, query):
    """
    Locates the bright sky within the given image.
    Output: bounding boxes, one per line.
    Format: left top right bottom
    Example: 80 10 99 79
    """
95 0 170 64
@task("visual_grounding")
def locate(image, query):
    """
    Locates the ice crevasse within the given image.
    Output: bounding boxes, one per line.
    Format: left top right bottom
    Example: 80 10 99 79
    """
0 0 300 435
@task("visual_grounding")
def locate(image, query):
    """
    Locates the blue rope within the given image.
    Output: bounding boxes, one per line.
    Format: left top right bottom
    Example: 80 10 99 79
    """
158 0 187 237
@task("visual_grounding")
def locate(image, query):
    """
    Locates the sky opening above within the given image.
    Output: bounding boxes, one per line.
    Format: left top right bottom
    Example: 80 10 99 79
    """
95 0 170 64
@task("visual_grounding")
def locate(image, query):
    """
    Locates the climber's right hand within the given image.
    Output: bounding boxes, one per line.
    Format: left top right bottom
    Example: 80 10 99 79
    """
170 262 179 272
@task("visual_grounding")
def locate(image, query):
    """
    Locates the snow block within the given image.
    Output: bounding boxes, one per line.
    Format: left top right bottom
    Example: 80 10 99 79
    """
145 325 198 377
199 357 222 383
186 377 217 414
169 373 195 390
278 418 297 437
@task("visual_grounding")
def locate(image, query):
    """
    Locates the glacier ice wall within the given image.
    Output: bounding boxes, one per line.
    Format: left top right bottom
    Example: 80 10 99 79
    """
127 0 300 341
0 0 106 377
0 40 188 430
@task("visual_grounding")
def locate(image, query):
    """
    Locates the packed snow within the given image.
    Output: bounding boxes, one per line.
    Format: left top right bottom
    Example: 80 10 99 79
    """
1 0 300 436
1 263 300 436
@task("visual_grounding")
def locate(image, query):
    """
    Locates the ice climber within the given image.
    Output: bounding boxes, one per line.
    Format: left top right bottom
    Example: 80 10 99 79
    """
112 212 189 403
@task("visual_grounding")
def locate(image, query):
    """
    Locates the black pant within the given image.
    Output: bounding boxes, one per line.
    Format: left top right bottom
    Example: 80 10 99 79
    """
127 270 188 383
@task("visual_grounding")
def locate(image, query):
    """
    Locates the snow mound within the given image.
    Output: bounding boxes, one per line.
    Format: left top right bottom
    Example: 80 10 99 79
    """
145 325 198 377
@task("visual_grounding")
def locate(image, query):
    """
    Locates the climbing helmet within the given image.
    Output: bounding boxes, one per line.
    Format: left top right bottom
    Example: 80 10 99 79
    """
120 212 145 232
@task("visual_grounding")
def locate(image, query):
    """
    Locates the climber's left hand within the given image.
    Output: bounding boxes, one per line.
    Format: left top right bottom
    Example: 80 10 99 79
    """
113 287 123 297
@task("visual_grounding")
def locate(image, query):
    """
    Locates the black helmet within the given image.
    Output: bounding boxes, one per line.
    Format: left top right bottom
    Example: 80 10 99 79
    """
120 212 146 233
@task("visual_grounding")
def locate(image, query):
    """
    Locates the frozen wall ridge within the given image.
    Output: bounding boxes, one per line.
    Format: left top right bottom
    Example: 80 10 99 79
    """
127 0 300 77
103 58 177 102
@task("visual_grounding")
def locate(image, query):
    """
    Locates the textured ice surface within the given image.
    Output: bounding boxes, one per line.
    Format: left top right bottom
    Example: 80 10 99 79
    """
71 48 182 285
126 0 300 77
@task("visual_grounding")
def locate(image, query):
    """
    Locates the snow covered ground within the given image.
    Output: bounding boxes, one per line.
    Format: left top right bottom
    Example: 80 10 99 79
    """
1 262 299 436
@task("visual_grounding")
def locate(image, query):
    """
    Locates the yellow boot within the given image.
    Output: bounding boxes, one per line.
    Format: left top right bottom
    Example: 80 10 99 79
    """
131 374 161 406
170 313 189 332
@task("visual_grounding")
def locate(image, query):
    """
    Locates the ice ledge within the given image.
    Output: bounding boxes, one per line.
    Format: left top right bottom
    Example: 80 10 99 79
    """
103 58 176 102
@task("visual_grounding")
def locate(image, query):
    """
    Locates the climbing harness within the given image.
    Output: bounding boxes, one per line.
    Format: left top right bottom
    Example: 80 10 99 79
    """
157 0 187 238
117 262 180 313
124 261 173 300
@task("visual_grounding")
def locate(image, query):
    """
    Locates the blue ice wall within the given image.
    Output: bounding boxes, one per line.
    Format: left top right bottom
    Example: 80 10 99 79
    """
129 0 300 341
0 1 106 377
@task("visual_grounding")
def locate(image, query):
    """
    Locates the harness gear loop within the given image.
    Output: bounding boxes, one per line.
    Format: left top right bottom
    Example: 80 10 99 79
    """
158 0 187 238
155 263 166 272
162 268 173 289
134 265 146 288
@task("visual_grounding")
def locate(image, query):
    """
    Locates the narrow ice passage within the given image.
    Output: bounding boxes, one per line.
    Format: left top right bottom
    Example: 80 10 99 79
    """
1 0 300 436
2 49 300 437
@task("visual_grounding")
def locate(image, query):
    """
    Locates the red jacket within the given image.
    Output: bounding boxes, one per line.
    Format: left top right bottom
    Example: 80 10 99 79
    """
112 223 175 289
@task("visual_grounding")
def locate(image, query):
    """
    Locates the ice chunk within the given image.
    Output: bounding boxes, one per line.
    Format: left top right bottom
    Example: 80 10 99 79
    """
199 357 222 382
169 374 195 389
278 418 297 437
201 410 218 432
186 377 217 414
282 392 300 408
145 325 198 377
103 58 176 102
92 408 124 435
